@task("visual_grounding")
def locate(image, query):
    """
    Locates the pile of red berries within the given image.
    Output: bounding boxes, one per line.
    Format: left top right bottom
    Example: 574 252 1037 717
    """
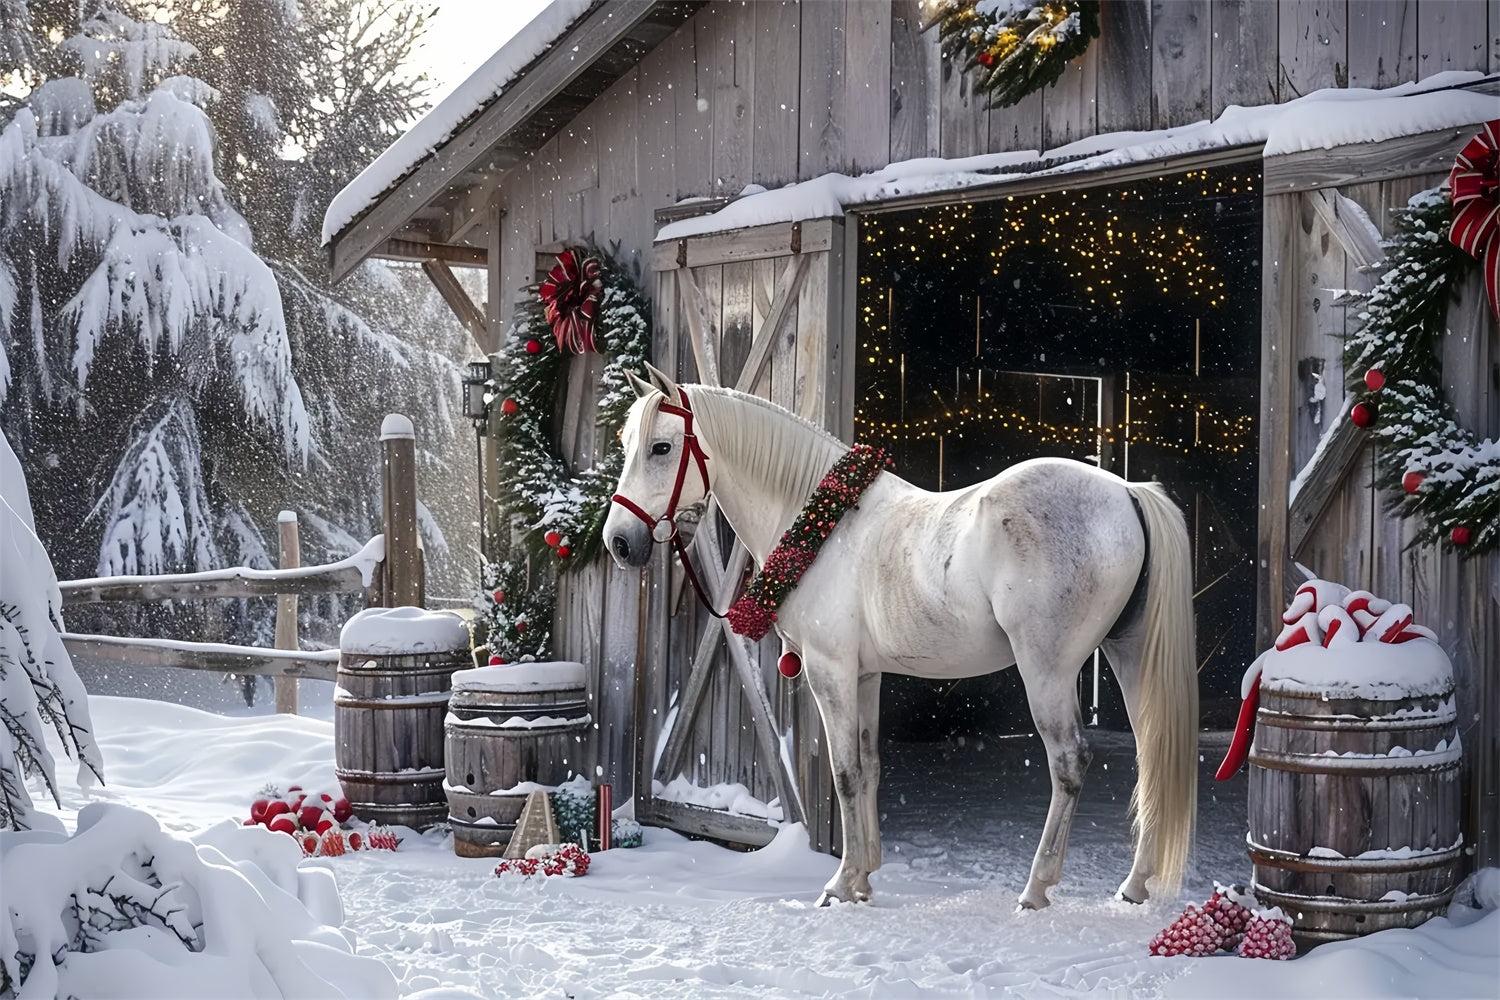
494 842 591 878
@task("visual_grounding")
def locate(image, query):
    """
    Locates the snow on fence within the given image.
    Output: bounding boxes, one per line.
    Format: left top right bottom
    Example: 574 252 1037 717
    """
55 415 427 713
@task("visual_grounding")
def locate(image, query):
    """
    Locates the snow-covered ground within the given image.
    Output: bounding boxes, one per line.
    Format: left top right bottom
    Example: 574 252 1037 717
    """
32 691 1498 999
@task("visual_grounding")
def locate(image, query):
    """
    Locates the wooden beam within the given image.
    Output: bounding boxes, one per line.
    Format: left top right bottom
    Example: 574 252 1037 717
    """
637 798 778 848
330 1 662 282
377 238 487 268
422 258 489 354
274 513 301 714
1265 120 1491 194
62 633 339 682
1287 399 1369 556
1304 189 1385 271
652 219 835 271
60 562 366 604
1256 192 1300 654
731 255 809 394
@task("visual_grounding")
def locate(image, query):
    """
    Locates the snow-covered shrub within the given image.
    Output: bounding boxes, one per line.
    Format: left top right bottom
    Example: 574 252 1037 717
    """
0 803 397 998
0 431 101 831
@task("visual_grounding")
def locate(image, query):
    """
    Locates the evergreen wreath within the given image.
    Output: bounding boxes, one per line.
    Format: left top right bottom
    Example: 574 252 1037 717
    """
478 245 651 663
1344 187 1498 555
928 0 1100 109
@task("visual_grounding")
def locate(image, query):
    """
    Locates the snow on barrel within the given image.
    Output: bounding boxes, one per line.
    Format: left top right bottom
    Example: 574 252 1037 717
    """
334 606 469 830
444 661 591 858
1243 580 1461 945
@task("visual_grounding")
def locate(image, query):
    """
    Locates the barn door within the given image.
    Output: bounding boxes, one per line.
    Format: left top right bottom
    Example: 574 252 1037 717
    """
636 219 848 851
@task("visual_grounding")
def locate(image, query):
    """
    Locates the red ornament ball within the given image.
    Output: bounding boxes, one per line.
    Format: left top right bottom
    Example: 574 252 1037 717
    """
488 653 504 665
557 545 571 559
1350 401 1376 428
492 589 505 603
516 620 527 633
778 651 802 678
525 339 541 354
544 530 562 548
500 398 519 416
1401 471 1425 494
1451 525 1473 546
977 51 995 67
1364 368 1386 391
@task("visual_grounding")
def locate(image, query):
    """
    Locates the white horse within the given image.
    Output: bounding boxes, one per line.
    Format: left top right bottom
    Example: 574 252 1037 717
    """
604 365 1198 910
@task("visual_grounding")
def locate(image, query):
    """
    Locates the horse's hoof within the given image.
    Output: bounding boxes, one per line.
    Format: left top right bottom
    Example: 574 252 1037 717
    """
1017 890 1051 911
816 892 837 908
1114 890 1146 905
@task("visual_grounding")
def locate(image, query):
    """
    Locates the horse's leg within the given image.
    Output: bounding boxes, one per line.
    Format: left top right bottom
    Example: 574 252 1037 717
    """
1101 624 1155 903
1013 649 1094 911
806 657 879 905
856 669 883 876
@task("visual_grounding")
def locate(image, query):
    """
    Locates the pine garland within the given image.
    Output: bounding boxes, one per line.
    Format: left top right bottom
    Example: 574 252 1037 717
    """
478 245 651 663
1344 187 1499 555
929 0 1100 109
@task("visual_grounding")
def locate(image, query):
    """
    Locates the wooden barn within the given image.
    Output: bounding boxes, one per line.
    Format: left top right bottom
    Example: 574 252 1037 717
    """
323 1 1499 871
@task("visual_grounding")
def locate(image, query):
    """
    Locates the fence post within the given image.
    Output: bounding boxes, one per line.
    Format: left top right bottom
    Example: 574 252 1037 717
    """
274 511 301 714
380 414 424 608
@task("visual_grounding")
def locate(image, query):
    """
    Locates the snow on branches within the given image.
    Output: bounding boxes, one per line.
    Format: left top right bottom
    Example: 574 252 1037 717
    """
0 433 101 832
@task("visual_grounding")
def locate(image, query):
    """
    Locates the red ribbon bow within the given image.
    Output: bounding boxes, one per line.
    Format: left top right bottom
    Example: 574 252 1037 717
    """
538 249 603 354
1448 119 1500 318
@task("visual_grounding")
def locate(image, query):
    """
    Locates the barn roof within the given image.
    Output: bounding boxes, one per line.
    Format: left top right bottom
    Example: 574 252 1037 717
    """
321 0 704 282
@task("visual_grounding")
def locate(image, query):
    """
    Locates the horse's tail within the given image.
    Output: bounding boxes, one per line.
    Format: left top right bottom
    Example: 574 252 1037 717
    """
1124 481 1198 897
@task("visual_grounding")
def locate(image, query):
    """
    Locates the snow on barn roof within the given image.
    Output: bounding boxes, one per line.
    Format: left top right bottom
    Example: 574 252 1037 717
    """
657 71 1497 243
320 0 595 246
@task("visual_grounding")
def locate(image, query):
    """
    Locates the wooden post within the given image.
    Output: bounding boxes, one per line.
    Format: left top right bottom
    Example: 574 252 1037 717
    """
274 511 301 714
379 414 424 608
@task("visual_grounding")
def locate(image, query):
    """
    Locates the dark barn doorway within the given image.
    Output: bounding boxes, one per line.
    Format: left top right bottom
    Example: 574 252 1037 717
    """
855 162 1262 740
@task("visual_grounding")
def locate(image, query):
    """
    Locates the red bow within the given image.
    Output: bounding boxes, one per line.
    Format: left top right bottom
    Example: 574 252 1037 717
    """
1448 119 1500 317
538 249 603 354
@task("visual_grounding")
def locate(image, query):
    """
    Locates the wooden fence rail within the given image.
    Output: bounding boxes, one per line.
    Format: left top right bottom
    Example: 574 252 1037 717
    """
60 634 340 682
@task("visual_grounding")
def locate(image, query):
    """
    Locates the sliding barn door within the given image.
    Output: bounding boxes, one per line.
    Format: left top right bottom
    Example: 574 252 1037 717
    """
636 219 849 852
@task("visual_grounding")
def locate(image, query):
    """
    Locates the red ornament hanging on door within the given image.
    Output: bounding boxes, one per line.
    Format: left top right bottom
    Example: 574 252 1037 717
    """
539 249 604 354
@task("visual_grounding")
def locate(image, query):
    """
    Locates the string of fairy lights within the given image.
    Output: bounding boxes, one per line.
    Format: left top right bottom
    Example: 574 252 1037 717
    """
855 170 1259 464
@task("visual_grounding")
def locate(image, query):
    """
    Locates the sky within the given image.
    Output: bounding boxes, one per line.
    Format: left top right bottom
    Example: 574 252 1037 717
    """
412 0 553 102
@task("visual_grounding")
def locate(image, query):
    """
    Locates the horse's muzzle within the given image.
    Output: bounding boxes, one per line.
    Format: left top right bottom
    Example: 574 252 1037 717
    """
604 521 652 569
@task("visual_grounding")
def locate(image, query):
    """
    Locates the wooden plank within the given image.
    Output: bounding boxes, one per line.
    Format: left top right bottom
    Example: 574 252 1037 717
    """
378 239 487 267
1150 0 1209 130
1278 0 1348 101
638 798 779 847
734 254 810 393
1097 0 1152 135
842 0 891 174
652 219 835 269
752 0 801 189
422 259 488 353
1418 0 1488 74
1288 412 1368 557
329 1 661 281
938 34 986 158
1305 188 1386 271
274 514 300 715
720 261 755 397
1040 43 1098 150
799 0 847 179
1347 0 1417 89
889 0 941 162
1210 0 1278 118
673 17 713 200
796 251 830 425
62 633 338 682
1256 192 1299 654
635 36 678 231
709 0 754 198
59 561 367 604
1264 123 1491 193
1493 0 1500 74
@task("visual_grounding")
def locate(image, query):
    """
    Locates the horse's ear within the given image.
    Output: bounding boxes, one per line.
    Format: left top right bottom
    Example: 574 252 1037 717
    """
626 370 654 399
644 362 682 400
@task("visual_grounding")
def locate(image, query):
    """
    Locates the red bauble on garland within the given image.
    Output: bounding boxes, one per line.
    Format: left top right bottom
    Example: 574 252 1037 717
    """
1363 368 1386 391
539 249 604 354
488 653 505 665
777 650 802 678
544 530 562 548
557 545 571 559
1401 471 1425 494
492 589 505 603
1350 401 1377 427
525 338 541 354
501 398 519 416
1452 525 1473 545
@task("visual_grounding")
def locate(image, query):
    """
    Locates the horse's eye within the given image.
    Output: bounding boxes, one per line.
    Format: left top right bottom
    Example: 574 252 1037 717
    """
651 442 672 457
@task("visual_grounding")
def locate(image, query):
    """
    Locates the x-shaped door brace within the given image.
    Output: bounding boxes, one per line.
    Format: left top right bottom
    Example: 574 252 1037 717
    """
653 252 812 825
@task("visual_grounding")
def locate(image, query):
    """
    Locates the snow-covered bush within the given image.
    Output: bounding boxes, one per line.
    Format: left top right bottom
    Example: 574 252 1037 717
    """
0 803 397 998
0 431 101 831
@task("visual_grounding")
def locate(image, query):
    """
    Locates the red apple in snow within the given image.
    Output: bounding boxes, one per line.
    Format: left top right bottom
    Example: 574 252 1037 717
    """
299 803 324 830
332 797 353 823
263 799 291 821
268 814 297 835
250 798 271 824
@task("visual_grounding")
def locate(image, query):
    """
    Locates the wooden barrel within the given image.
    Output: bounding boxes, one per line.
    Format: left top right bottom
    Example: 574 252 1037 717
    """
1247 674 1461 944
335 612 467 830
444 661 591 857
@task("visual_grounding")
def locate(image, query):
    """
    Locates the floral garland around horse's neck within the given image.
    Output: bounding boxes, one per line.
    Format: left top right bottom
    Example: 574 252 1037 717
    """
1343 187 1498 555
725 445 891 644
478 245 651 663
928 0 1100 109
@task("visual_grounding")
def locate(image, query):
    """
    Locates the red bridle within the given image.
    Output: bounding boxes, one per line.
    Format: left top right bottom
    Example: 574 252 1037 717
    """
610 387 724 617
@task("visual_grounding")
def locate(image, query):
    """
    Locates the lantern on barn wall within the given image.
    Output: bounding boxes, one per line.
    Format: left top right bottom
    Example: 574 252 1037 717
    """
462 358 493 562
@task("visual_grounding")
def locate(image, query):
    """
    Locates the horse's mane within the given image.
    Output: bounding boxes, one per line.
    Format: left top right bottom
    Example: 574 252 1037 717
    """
671 385 845 509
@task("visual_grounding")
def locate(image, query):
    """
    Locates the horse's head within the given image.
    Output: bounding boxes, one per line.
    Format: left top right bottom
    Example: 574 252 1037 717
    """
604 364 711 569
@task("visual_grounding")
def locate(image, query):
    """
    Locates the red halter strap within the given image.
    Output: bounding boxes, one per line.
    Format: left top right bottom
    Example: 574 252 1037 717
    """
610 388 723 618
